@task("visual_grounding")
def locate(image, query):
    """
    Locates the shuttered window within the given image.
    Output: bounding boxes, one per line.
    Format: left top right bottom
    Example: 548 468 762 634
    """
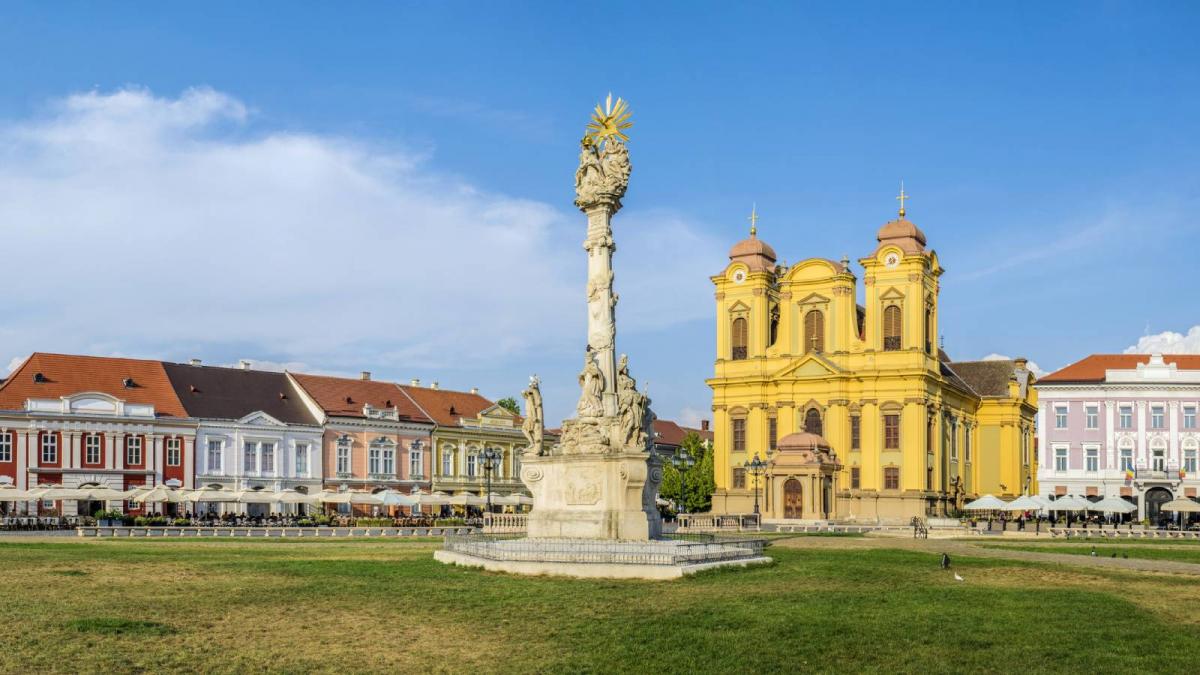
883 305 902 351
731 317 748 360
884 414 900 450
732 418 746 452
804 310 824 353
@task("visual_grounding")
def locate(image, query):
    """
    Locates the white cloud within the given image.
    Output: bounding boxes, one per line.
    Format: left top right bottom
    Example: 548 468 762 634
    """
1124 326 1200 354
981 353 1047 378
6 357 25 374
675 406 709 429
0 87 723 380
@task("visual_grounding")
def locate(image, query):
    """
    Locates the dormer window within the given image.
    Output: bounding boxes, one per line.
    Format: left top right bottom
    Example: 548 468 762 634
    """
345 396 353 404
33 372 46 383
123 378 135 388
449 406 458 416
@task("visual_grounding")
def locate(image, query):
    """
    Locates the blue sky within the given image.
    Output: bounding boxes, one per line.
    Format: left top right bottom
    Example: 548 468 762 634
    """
0 2 1198 424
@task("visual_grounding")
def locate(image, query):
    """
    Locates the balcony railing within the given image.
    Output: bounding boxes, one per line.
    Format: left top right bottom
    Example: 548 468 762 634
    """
883 336 901 351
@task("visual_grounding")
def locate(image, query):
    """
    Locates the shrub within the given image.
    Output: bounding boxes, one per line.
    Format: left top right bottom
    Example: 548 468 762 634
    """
172 518 190 527
353 518 393 527
434 518 466 526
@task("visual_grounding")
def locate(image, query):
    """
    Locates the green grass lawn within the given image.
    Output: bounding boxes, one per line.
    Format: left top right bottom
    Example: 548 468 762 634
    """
0 538 1197 673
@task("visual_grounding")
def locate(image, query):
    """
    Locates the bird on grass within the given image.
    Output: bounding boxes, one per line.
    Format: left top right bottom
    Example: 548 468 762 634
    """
940 553 951 569
954 573 965 582
1090 546 1097 557
1111 552 1117 558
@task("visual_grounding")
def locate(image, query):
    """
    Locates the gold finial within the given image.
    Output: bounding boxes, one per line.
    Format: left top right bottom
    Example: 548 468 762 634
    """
896 181 909 218
584 93 633 145
748 203 759 237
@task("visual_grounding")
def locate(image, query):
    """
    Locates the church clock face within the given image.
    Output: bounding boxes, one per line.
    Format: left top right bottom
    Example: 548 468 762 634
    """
732 269 746 284
884 252 900 268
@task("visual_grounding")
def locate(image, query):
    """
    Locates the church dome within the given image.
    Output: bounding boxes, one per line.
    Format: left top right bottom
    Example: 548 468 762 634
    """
875 217 927 254
729 233 776 273
777 431 831 451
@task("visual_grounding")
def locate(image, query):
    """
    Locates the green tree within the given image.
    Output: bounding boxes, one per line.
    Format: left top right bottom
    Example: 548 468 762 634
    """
659 432 717 513
496 397 520 415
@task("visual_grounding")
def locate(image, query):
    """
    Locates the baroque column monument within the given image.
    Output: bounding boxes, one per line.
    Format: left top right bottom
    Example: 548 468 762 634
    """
522 94 663 540
436 96 768 577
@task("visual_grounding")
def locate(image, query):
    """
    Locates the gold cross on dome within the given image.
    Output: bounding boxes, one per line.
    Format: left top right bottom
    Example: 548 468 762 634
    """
896 182 909 217
748 204 759 236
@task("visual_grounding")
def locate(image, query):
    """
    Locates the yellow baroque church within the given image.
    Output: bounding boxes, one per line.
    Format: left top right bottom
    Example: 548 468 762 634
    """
708 199 1038 524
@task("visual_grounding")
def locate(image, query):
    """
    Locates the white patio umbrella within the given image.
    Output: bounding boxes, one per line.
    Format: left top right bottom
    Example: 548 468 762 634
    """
448 493 488 506
316 490 382 505
186 486 239 502
1091 496 1137 514
1047 495 1091 511
131 485 187 504
0 484 36 501
275 489 320 505
1161 497 1200 513
414 491 452 507
1004 495 1044 512
234 488 281 505
963 494 1009 511
81 485 131 501
27 485 90 500
374 490 418 507
493 494 534 507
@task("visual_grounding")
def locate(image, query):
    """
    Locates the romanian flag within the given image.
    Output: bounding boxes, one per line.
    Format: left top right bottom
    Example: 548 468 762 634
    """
1181 469 1188 480
1125 468 1135 481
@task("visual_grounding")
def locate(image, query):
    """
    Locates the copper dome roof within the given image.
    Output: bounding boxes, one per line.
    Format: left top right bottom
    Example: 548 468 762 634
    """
728 234 777 272
875 217 927 254
777 431 831 450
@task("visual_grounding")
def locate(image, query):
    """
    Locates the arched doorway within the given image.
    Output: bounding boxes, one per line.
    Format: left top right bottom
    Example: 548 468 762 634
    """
783 479 803 519
1145 487 1173 525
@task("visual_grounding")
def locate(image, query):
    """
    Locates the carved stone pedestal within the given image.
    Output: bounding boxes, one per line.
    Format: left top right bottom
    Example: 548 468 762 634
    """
522 450 663 541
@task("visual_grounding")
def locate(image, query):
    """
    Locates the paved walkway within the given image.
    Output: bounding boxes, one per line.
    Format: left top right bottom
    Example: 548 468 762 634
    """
772 535 1200 576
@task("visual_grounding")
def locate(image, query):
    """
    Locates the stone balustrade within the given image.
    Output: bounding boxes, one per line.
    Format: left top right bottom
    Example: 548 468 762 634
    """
483 513 528 534
677 513 761 532
76 526 477 538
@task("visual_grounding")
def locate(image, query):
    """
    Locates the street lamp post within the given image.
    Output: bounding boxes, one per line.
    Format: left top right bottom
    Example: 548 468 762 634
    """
744 453 770 516
669 448 696 519
480 447 501 514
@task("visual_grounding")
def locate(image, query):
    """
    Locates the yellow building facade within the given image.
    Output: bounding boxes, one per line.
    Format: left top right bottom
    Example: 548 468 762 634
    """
708 205 1038 523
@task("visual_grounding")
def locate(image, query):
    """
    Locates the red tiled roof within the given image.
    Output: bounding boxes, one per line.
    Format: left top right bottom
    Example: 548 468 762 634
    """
0 353 188 417
1039 354 1200 383
653 420 713 447
398 385 510 427
290 373 431 423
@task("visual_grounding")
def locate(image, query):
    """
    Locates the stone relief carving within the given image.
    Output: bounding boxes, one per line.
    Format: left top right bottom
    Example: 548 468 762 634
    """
574 137 631 210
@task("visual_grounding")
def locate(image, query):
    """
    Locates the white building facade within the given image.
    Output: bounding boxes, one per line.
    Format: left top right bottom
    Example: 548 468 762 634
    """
1036 353 1200 523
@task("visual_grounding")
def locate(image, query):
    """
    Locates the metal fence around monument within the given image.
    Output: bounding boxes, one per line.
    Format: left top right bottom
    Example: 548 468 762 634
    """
442 532 768 566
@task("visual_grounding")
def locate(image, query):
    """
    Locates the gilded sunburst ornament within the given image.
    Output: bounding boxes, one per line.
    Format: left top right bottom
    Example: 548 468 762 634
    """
585 93 633 145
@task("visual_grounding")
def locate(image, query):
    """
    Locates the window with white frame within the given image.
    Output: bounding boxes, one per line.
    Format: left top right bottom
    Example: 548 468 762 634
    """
382 445 395 476
207 439 223 474
126 436 142 465
243 441 257 474
1120 445 1134 472
1151 438 1166 471
409 445 422 477
441 447 454 476
1119 405 1133 429
1085 446 1098 472
1185 406 1197 430
41 433 58 464
260 442 275 474
0 432 10 463
368 445 382 475
1184 444 1198 474
336 439 351 475
1054 446 1068 472
1085 405 1099 430
85 434 101 465
1151 405 1165 429
295 444 308 477
166 437 181 466
467 452 477 478
1055 406 1068 429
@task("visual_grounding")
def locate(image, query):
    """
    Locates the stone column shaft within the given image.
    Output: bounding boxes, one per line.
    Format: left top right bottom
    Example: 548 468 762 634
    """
584 205 619 417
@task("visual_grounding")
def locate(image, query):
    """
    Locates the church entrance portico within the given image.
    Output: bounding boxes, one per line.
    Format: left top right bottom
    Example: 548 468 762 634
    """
764 432 840 523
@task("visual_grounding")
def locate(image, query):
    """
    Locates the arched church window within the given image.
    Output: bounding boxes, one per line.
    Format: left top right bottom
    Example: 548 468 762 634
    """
804 408 823 436
924 304 934 355
731 317 748 360
804 310 824 353
768 305 780 347
883 305 902 351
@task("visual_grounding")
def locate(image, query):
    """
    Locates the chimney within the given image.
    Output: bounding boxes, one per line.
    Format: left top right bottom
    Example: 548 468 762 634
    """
360 371 371 381
701 419 710 432
410 378 420 387
430 381 439 390
470 387 479 395
1014 357 1028 370
239 360 252 370
189 358 202 367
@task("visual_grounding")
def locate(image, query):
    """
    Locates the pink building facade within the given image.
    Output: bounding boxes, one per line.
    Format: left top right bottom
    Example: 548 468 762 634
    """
1036 354 1200 523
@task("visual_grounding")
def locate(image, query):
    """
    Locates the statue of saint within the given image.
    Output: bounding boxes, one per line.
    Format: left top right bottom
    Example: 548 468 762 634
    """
574 139 605 207
617 355 646 448
521 375 544 455
576 350 605 418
